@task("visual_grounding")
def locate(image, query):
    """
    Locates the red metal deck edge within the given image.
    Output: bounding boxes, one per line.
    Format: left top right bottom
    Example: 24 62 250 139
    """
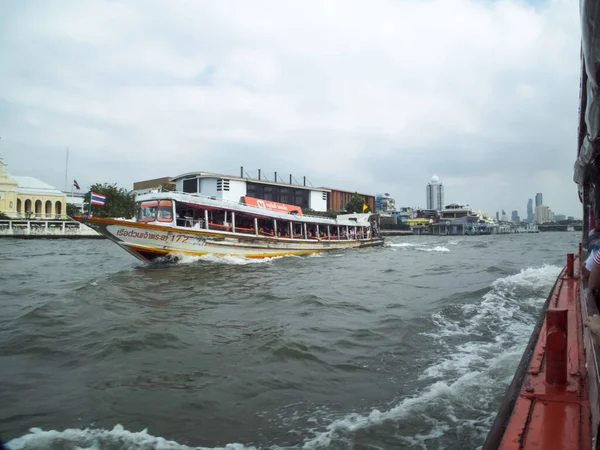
497 255 591 450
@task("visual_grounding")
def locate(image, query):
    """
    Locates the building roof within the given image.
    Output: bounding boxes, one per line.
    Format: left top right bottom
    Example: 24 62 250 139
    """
172 171 331 192
133 176 174 191
318 187 375 197
441 216 480 224
13 176 66 196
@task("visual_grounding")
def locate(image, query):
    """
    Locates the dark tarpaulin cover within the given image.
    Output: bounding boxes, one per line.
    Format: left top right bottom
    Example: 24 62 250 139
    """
575 0 600 186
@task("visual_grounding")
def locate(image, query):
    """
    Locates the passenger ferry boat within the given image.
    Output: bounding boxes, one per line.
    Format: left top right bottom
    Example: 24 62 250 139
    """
78 192 384 263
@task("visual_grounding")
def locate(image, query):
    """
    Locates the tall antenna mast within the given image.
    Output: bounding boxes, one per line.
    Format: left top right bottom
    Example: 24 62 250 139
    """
64 147 69 191
0 137 5 171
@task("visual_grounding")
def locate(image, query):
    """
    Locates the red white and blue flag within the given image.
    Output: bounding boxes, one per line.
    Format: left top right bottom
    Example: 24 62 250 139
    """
91 192 106 206
73 179 80 190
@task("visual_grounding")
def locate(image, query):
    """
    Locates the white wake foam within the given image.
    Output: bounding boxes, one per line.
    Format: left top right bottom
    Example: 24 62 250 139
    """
385 242 450 253
418 246 450 253
299 264 562 448
173 253 284 266
385 242 417 248
7 425 255 450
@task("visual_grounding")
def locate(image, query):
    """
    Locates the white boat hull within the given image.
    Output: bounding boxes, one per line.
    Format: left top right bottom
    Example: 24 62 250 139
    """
84 217 384 262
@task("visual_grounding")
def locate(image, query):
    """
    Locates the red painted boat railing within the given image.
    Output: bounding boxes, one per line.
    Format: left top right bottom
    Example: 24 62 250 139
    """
483 253 597 450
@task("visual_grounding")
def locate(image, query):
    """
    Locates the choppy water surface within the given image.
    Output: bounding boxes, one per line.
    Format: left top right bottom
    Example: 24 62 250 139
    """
0 232 579 449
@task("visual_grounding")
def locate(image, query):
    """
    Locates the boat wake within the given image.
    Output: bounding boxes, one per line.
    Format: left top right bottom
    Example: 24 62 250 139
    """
5 425 253 450
296 264 562 449
172 253 285 266
385 242 417 248
5 265 563 450
385 242 450 252
417 245 450 253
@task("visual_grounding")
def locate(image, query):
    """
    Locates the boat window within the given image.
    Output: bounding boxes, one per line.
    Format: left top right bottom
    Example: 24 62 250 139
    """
175 203 205 228
293 222 303 238
234 213 255 234
157 200 173 222
138 201 158 222
257 218 274 236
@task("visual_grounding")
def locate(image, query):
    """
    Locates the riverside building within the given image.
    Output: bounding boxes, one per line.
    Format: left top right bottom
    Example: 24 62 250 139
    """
0 156 67 219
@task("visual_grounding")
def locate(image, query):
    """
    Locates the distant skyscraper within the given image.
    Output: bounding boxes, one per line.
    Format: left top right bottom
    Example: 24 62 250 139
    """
426 175 444 210
535 205 552 224
535 193 543 207
511 210 520 224
527 199 534 223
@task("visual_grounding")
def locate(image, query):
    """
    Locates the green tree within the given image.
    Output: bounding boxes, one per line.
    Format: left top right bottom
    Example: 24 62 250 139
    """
345 193 369 213
83 183 137 219
160 182 176 192
66 203 80 218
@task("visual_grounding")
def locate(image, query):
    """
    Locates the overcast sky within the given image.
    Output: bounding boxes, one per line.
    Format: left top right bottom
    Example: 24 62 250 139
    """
0 0 581 217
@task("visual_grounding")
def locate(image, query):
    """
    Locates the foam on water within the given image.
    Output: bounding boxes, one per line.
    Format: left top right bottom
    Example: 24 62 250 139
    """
6 425 255 450
297 264 562 449
418 245 450 253
385 242 416 248
385 242 450 252
173 253 283 266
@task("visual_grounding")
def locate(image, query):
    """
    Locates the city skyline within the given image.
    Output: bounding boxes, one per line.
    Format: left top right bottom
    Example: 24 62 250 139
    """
0 149 582 221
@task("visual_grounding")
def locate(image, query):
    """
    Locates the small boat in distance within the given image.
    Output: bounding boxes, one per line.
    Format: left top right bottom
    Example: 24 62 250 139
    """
76 192 384 263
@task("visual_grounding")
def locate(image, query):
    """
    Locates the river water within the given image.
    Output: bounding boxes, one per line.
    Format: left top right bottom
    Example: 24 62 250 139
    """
0 232 580 449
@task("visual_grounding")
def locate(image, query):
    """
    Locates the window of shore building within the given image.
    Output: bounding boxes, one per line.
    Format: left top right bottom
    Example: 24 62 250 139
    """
279 187 290 204
246 182 309 208
263 185 273 201
183 178 198 193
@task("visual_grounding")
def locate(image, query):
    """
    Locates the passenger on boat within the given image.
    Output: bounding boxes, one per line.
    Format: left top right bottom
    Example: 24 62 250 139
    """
587 249 600 308
583 242 600 281
585 314 600 345
582 217 600 280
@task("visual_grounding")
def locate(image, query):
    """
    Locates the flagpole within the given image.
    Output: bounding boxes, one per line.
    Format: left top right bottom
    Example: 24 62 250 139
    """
64 147 69 191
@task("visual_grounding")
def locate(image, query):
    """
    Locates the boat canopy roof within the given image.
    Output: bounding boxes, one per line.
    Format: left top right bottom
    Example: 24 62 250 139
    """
575 0 600 187
136 192 373 226
336 213 377 225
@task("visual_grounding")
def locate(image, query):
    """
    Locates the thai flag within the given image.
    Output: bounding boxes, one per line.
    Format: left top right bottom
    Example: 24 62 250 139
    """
73 179 80 190
91 192 106 206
